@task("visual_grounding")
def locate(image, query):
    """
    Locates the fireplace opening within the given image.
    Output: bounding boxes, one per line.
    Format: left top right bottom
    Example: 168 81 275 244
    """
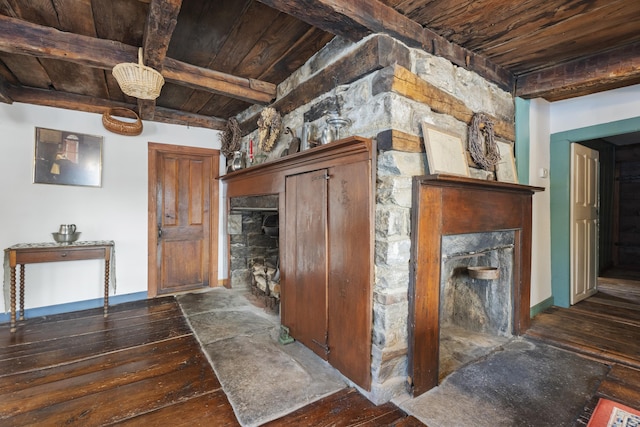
228 195 280 313
439 231 515 380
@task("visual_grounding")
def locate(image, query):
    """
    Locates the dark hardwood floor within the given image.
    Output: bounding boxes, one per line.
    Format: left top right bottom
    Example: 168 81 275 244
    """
0 297 417 426
2 278 639 426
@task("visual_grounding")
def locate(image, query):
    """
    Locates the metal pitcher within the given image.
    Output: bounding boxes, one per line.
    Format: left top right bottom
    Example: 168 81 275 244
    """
230 151 246 171
59 224 76 235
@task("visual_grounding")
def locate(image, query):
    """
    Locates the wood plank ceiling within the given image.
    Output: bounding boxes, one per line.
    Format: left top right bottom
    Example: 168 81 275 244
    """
0 0 638 130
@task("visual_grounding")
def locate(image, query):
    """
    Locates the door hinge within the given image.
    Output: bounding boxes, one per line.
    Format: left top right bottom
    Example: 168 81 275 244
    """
312 172 330 181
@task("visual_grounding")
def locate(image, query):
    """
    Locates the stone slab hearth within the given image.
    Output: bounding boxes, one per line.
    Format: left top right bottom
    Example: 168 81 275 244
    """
177 287 346 427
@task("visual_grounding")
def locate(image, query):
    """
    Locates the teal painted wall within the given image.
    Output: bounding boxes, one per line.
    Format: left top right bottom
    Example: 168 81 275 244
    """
551 117 640 307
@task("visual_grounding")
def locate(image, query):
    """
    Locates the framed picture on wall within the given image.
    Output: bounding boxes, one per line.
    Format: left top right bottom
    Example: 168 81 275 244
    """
421 122 470 177
33 127 103 187
495 140 518 183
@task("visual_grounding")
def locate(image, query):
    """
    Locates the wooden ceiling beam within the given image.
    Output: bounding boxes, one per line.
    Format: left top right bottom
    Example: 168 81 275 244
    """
257 0 514 92
162 58 275 104
515 43 640 101
138 0 183 120
0 14 275 106
0 75 13 104
6 85 226 130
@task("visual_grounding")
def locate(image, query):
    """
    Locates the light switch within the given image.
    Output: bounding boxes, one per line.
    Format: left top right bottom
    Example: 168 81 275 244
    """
538 168 549 178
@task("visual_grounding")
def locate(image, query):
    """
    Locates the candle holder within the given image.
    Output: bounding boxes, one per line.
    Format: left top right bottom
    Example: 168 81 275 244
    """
326 111 351 141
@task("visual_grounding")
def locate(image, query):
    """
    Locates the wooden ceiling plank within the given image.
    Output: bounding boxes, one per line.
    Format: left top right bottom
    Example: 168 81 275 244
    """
7 84 226 130
38 58 108 98
233 14 314 79
515 43 640 101
0 14 276 105
53 0 96 36
257 0 514 91
0 53 51 88
169 0 254 116
483 2 640 73
92 0 147 46
207 2 281 75
258 27 335 82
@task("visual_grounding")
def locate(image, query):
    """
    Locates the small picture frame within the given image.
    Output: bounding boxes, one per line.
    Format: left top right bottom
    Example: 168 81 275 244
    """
495 140 518 183
34 127 103 187
421 123 470 177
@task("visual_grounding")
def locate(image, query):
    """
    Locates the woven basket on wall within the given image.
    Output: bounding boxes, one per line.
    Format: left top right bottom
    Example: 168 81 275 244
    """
112 48 165 100
102 107 143 136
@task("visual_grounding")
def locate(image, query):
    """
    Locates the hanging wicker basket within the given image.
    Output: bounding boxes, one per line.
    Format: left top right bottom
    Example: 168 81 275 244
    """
102 107 143 136
112 48 165 100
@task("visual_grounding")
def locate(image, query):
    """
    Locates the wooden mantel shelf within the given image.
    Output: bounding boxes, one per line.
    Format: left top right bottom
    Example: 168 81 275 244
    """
219 136 374 198
416 174 544 194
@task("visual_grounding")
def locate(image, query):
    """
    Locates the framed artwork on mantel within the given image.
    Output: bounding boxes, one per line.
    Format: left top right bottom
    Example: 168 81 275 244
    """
422 122 470 177
495 140 518 183
33 127 103 187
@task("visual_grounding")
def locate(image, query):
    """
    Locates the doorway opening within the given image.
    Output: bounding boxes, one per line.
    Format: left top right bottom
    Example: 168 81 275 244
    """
550 117 640 307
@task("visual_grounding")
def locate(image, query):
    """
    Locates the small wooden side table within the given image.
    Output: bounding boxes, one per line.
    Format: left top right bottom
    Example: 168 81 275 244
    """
4 241 115 333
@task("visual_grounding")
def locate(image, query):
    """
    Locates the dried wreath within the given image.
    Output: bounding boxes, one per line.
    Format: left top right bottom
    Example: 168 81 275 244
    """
468 113 500 170
257 107 282 152
220 117 241 158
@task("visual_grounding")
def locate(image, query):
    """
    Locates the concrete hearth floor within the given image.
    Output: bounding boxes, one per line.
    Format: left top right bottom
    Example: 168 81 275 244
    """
178 287 611 427
176 287 347 427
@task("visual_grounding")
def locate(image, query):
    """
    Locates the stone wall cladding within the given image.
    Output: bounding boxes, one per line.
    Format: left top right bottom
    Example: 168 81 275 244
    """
235 34 515 404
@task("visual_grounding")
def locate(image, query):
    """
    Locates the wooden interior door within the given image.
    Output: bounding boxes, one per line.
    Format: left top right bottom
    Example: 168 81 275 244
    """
283 169 329 359
148 143 219 297
571 143 599 304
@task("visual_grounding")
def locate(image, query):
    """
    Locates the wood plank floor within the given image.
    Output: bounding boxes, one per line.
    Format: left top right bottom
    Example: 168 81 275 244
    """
0 297 418 426
3 280 639 426
526 280 640 424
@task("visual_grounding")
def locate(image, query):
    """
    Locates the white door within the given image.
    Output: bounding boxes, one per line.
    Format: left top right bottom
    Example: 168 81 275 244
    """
570 143 599 304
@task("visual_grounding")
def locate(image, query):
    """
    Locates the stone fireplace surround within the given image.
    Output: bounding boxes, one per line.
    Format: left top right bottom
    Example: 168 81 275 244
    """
227 33 533 403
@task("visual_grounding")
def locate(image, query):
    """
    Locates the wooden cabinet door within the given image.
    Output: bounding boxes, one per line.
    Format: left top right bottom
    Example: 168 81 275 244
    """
283 169 329 359
327 161 372 390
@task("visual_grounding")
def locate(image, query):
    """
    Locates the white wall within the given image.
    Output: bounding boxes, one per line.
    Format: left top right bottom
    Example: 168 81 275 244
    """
0 103 222 312
528 98 552 306
550 84 640 133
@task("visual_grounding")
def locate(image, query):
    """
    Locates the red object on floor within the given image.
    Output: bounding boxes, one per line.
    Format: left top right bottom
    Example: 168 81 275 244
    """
587 398 640 427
